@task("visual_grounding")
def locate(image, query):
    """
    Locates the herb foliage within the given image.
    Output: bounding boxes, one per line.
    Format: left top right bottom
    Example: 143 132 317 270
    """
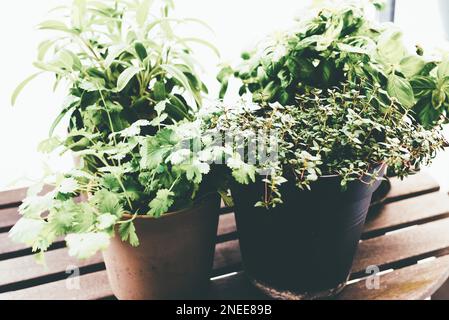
219 1 449 127
9 0 221 260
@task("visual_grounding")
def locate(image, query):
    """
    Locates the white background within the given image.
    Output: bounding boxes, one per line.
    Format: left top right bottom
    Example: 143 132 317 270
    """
1 0 449 190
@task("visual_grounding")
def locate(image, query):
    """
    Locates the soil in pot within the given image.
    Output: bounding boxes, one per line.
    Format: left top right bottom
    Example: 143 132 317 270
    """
231 167 384 300
103 194 220 300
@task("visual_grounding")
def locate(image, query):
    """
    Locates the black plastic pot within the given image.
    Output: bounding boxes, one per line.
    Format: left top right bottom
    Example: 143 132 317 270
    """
231 167 384 300
368 177 392 219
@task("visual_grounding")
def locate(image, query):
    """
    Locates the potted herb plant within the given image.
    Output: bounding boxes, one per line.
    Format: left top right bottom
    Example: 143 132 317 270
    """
220 1 449 209
215 1 446 299
9 0 223 300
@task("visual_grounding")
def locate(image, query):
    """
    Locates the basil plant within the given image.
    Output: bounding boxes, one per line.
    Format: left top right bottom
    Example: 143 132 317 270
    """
219 0 449 128
213 1 447 207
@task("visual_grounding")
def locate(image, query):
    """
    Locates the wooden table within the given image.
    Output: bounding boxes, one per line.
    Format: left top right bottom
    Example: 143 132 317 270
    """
1 173 449 300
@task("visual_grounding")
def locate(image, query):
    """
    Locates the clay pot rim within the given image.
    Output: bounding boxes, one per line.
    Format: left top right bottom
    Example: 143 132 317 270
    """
121 192 218 220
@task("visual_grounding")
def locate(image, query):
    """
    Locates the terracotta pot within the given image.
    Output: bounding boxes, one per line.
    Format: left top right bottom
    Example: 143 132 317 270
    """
103 194 220 300
231 165 384 300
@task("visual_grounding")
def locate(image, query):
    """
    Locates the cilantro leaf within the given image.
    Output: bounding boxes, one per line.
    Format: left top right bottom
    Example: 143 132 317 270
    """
9 218 46 245
148 189 175 217
91 189 124 217
119 221 140 247
66 232 110 259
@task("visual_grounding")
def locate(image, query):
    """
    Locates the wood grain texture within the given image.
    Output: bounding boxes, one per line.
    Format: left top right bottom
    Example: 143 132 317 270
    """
208 255 449 301
0 173 447 300
0 271 112 300
213 240 241 275
0 232 29 257
387 173 440 202
0 248 103 288
0 188 27 208
209 272 268 300
353 218 449 275
0 207 20 231
364 192 449 238
340 255 449 300
217 213 237 240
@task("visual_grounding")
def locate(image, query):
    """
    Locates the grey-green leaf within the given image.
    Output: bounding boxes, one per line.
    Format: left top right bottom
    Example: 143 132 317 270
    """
116 66 141 92
11 72 43 106
160 64 201 107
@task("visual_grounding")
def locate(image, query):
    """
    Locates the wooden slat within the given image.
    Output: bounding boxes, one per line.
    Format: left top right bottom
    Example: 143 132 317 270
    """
209 273 268 300
0 207 20 231
213 240 241 274
364 192 449 238
4 229 449 300
0 232 28 256
0 238 243 300
340 255 449 300
353 218 449 275
387 173 439 202
0 173 443 300
0 188 27 208
8 254 448 301
217 213 237 240
211 217 449 282
0 248 103 289
0 271 112 300
209 255 449 300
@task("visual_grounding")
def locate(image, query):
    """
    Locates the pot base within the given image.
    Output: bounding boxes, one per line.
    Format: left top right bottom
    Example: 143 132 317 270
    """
250 277 348 300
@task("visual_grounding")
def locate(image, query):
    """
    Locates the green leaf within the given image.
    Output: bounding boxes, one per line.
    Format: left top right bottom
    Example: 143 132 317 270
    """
38 137 62 154
38 20 75 34
217 66 233 99
57 178 79 194
96 214 118 230
134 42 148 61
104 44 127 68
140 134 174 170
153 81 167 100
377 29 407 66
160 64 201 107
19 191 55 218
149 189 175 217
116 66 141 92
11 72 43 106
66 232 110 259
37 39 56 61
137 0 154 27
119 222 140 247
9 218 46 246
72 0 87 30
176 37 220 57
387 74 415 108
228 158 257 185
438 60 449 79
432 89 446 109
410 76 436 98
399 56 426 78
49 103 77 137
180 160 210 184
91 189 124 217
